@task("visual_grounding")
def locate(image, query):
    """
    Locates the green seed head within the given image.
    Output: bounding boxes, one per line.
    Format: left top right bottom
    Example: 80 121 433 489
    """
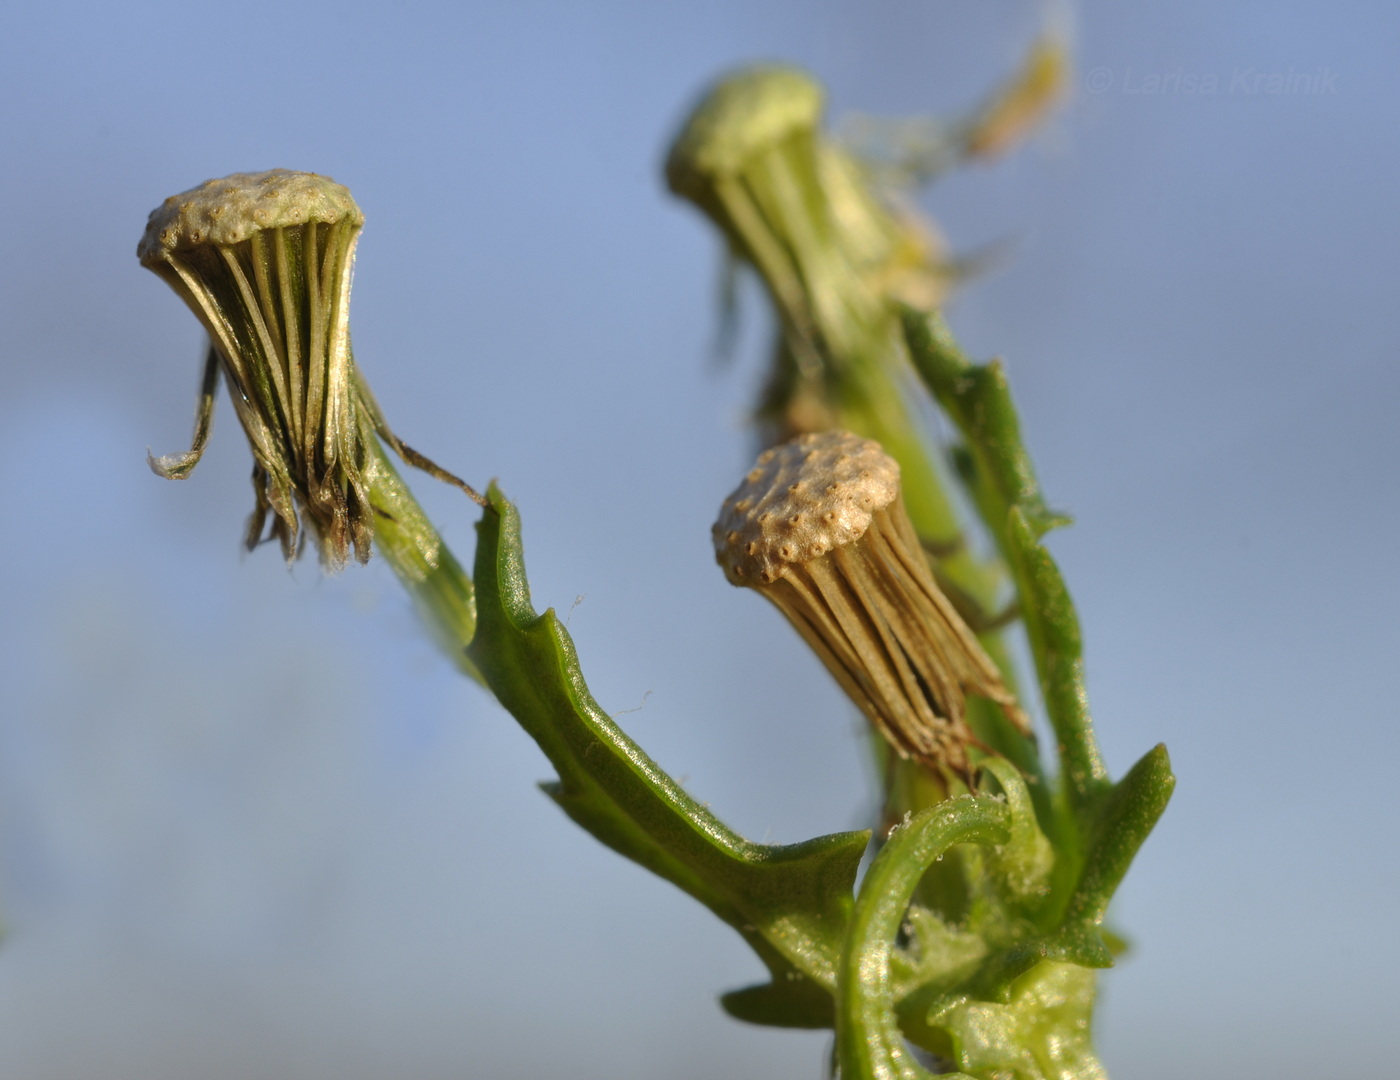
665 67 951 487
664 65 824 199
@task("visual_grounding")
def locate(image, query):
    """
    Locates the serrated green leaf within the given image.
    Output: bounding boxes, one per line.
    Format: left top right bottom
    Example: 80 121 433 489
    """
902 307 1105 832
720 955 836 1029
1004 505 1110 814
467 487 869 994
1062 743 1175 930
963 927 1114 1007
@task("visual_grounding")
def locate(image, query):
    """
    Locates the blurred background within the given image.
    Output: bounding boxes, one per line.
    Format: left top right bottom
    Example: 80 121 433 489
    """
1 1 1396 1076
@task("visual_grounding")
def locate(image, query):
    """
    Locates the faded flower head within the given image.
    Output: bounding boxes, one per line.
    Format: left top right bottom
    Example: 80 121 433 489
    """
665 66 951 445
139 169 481 569
667 60 1066 548
714 430 1028 783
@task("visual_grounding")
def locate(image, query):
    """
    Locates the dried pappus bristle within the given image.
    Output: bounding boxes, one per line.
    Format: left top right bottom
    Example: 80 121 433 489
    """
714 430 1029 781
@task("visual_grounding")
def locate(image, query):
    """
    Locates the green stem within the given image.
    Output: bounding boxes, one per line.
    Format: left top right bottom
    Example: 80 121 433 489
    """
358 408 482 684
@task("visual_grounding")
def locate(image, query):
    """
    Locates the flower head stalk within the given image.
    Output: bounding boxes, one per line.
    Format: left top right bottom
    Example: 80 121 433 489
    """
139 169 485 571
714 430 1028 788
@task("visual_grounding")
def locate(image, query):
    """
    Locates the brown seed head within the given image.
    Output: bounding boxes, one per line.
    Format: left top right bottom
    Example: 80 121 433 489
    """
714 430 1029 783
713 430 899 585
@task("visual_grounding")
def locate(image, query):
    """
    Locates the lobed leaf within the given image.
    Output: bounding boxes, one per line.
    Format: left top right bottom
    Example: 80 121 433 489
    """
467 487 870 996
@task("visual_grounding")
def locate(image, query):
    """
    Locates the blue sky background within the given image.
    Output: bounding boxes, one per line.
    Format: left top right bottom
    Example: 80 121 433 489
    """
1 2 1396 1077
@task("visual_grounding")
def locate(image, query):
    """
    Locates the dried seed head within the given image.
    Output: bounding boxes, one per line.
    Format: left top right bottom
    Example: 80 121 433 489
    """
714 429 898 586
714 430 1029 782
141 170 484 570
